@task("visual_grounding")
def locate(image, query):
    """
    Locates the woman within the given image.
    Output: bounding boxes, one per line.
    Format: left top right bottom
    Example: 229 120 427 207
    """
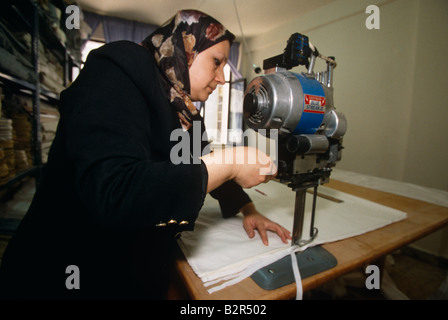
0 10 290 299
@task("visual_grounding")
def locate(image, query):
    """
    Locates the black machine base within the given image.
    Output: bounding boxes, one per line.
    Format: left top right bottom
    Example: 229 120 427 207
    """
251 246 337 291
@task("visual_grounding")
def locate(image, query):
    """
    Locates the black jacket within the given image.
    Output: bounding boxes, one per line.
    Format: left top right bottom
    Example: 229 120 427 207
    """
0 41 250 299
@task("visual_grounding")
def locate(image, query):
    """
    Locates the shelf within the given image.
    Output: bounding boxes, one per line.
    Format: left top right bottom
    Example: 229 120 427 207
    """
1 0 82 67
0 2 32 34
0 72 59 102
35 1 82 67
0 167 40 192
0 0 80 192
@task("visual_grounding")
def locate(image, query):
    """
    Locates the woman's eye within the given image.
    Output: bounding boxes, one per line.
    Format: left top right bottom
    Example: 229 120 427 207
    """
214 58 221 66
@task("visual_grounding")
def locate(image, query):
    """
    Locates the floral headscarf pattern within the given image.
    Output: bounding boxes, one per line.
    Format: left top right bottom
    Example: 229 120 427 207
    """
141 10 235 130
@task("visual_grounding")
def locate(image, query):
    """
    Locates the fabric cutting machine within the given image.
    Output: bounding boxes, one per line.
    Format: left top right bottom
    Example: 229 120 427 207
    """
243 33 347 289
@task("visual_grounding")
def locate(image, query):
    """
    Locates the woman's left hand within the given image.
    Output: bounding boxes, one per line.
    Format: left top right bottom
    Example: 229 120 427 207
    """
240 202 292 246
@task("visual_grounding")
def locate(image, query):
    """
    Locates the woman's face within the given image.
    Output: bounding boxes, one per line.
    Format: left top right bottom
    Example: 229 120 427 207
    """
189 40 230 102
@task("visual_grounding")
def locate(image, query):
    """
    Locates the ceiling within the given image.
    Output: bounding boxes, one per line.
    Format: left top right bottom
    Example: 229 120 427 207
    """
76 0 335 39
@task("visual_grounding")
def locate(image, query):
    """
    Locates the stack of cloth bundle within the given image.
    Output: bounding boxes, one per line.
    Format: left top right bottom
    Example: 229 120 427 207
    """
41 119 57 163
0 21 37 84
11 113 32 151
39 98 59 163
14 149 30 173
0 118 15 185
1 94 34 181
11 111 33 172
38 39 65 94
0 147 8 186
2 93 59 167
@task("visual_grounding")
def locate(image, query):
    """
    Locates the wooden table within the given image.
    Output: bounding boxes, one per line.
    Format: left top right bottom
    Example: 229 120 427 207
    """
170 179 448 300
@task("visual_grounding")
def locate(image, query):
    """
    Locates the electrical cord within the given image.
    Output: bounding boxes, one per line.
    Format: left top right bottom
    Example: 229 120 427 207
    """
232 0 262 73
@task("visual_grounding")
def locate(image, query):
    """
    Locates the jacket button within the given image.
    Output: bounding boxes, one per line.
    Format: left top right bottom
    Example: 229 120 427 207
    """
167 219 177 225
179 220 189 226
174 232 182 239
155 222 166 227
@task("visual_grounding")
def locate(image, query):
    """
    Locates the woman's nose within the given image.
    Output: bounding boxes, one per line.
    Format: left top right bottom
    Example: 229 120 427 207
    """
215 67 225 84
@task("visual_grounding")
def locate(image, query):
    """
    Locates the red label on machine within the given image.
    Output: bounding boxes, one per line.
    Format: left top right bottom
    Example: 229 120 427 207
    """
304 94 326 114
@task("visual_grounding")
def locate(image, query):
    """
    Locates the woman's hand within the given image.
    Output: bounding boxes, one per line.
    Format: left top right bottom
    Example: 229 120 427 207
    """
240 202 292 246
231 146 277 188
201 146 277 192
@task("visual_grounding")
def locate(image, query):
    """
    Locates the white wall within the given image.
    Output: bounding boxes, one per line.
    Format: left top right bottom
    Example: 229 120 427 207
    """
242 0 448 258
403 0 448 190
243 0 448 191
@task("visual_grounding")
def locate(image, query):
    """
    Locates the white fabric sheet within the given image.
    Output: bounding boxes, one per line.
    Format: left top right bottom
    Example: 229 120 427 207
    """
331 169 448 208
178 181 407 293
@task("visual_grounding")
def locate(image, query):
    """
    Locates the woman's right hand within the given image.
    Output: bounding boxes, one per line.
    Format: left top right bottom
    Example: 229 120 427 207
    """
201 146 277 192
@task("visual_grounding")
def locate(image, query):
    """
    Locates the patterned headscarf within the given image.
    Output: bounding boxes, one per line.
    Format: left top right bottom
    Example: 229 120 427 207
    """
141 10 235 130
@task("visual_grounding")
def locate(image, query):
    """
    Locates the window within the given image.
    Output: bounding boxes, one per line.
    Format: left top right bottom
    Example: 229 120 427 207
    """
81 40 105 63
202 64 245 146
71 40 105 80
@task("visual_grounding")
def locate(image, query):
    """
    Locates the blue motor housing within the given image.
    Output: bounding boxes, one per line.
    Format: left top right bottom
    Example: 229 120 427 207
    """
293 73 326 135
244 71 328 136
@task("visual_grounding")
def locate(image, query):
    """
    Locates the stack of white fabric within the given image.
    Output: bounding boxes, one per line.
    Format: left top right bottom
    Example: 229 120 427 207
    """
178 180 407 294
